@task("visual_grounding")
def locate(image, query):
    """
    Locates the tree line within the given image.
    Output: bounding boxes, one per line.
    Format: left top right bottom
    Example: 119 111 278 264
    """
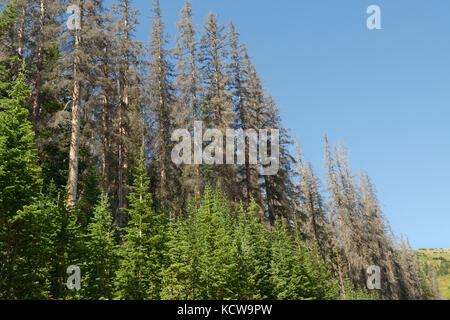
0 0 442 300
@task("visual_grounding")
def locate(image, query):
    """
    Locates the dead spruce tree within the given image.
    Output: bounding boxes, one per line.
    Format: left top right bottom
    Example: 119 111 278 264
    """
23 0 62 126
292 145 342 284
59 0 109 206
173 0 203 203
107 0 145 225
260 95 295 223
227 22 262 207
199 12 236 197
147 0 178 210
324 138 368 290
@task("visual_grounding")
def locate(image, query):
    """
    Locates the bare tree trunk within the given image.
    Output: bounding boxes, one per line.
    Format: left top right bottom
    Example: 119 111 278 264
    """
264 176 275 224
118 126 123 225
32 0 45 124
117 2 130 225
190 43 201 198
118 103 127 226
102 95 109 193
67 31 81 207
17 7 25 59
121 91 129 208
158 51 168 203
159 93 167 203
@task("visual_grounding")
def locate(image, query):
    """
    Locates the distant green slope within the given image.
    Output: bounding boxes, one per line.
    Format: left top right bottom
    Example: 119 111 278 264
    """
416 248 450 299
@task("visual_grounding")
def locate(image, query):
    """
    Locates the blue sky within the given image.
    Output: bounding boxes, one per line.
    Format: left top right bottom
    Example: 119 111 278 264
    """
124 0 449 249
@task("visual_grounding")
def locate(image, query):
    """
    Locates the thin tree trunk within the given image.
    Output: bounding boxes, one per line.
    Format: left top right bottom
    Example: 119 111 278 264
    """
17 7 25 59
118 2 130 225
264 176 275 224
67 30 81 207
159 82 167 203
190 41 201 197
102 95 109 193
32 0 45 125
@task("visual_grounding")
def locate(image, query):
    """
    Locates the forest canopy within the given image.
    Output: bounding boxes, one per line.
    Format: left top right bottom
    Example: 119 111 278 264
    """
0 0 443 300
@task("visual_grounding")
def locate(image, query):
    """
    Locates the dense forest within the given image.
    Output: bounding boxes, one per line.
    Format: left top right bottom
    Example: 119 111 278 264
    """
0 0 443 300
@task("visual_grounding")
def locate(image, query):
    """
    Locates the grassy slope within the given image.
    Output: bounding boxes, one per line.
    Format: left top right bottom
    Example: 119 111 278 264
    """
416 248 450 299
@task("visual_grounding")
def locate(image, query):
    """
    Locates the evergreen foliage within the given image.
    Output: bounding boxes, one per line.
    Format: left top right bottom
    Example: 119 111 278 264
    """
0 1 441 301
114 153 169 299
83 193 118 299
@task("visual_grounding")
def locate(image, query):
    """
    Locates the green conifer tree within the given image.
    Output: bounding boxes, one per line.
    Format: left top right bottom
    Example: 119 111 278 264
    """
233 199 272 299
161 199 201 300
269 218 338 300
0 67 42 298
83 194 118 299
162 187 238 300
114 153 168 299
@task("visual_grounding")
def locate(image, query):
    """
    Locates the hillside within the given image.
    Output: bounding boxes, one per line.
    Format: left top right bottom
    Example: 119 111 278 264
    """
416 249 450 299
0 0 442 301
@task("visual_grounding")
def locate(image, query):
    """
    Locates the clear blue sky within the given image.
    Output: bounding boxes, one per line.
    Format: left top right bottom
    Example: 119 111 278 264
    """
124 0 449 249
